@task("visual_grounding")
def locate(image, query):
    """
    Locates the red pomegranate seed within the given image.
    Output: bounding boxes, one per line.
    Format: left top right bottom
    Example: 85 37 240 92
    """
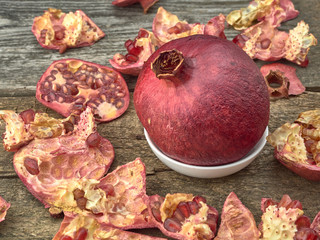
173 208 185 222
207 213 218 233
152 207 162 222
74 227 88 240
138 29 149 38
278 194 292 208
167 25 180 34
24 157 40 175
19 109 35 124
60 236 73 240
188 201 199 214
262 199 277 212
294 228 320 240
164 217 182 233
287 200 303 210
295 215 311 230
193 195 206 204
177 202 191 218
98 183 115 197
86 132 101 148
125 54 139 62
124 39 133 49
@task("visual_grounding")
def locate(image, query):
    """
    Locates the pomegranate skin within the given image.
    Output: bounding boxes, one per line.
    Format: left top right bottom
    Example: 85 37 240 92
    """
134 35 269 166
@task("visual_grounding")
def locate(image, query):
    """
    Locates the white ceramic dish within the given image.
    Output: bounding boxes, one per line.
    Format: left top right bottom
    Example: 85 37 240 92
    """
144 127 268 178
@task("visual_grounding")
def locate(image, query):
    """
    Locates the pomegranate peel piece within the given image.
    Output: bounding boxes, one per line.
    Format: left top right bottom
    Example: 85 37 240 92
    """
149 193 219 240
267 110 320 181
0 196 10 222
36 59 130 122
53 158 155 229
215 192 260 240
261 63 305 98
204 14 227 39
53 214 166 240
12 108 114 210
311 211 320 236
233 20 317 66
112 0 159 13
32 8 105 53
226 0 299 30
110 29 157 76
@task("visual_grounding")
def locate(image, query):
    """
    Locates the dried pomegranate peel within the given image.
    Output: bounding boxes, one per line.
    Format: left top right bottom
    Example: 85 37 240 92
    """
36 59 130 122
3 108 115 213
32 8 105 53
259 194 318 239
112 0 159 13
215 192 260 239
0 196 10 222
53 213 166 240
261 63 305 99
267 110 320 181
149 193 219 240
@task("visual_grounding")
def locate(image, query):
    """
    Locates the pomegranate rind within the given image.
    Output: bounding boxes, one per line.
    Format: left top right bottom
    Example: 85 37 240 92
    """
52 158 155 229
32 8 105 53
311 211 320 236
134 35 269 166
226 0 299 30
267 110 320 181
261 63 305 97
149 193 219 240
36 58 130 122
53 214 166 240
109 29 157 76
233 20 317 66
0 110 33 152
12 108 114 209
204 14 227 39
215 192 260 240
0 196 10 222
112 0 159 13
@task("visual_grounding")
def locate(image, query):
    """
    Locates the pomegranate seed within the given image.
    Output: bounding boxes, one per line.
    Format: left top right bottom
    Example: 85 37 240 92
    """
125 54 139 62
167 25 180 34
124 39 133 49
24 157 40 175
76 197 87 210
287 200 303 210
98 183 115 197
164 217 182 233
138 29 149 38
60 236 73 240
295 215 311 230
207 214 218 233
152 207 162 222
173 208 185 222
188 201 199 214
262 199 277 212
278 195 292 208
74 227 88 240
86 132 101 147
177 202 191 218
73 189 85 199
193 195 206 204
19 109 35 124
294 228 320 240
127 43 142 56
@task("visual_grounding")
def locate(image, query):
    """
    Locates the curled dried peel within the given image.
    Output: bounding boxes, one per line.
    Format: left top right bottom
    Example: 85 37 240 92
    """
267 110 320 181
0 195 10 222
215 192 260 240
12 108 114 209
261 205 303 239
53 158 155 229
227 0 298 30
53 214 166 240
32 8 105 53
233 20 317 66
112 0 159 13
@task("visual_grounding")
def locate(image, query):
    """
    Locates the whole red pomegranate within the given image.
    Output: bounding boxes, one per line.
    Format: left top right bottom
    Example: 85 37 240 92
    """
134 35 269 166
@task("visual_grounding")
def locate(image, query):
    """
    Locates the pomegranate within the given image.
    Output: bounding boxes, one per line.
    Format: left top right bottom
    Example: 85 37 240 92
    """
32 8 105 53
0 195 10 222
260 195 318 239
215 192 260 239
267 110 320 181
36 59 129 122
112 0 159 13
134 34 270 166
149 193 219 240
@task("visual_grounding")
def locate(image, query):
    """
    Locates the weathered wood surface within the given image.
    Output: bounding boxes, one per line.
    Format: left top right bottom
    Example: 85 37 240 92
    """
0 0 319 239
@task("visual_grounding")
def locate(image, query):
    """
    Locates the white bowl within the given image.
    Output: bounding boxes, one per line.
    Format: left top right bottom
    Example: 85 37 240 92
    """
144 127 268 178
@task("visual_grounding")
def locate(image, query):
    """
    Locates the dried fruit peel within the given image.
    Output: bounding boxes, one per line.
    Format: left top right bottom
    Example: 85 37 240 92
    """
53 214 166 240
227 0 299 30
12 108 114 209
260 205 303 239
215 192 260 240
32 8 105 53
267 110 320 181
0 196 10 222
112 0 159 13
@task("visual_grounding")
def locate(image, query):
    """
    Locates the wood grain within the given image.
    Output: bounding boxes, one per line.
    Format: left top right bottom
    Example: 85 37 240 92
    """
0 0 319 239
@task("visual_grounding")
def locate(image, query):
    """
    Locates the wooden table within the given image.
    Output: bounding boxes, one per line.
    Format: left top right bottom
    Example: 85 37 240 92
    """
0 0 319 239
